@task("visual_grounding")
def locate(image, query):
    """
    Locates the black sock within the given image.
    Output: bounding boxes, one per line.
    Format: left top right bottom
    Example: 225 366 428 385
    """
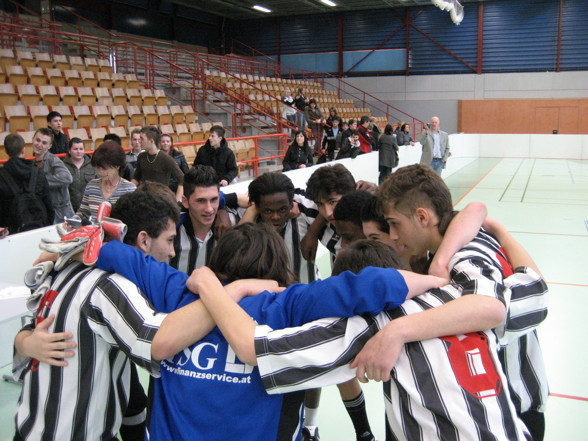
343 391 372 439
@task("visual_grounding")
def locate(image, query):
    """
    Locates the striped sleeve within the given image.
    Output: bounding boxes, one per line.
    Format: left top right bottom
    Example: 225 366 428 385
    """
495 266 548 345
84 273 166 375
255 315 379 394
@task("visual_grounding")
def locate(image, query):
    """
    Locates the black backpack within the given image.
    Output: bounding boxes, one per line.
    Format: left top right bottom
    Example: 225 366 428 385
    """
0 167 48 233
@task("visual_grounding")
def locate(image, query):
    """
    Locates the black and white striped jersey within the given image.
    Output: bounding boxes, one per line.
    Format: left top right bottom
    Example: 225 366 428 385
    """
254 269 543 441
14 262 166 441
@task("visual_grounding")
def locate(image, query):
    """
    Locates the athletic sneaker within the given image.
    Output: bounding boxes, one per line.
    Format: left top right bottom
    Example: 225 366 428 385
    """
357 431 376 441
302 426 320 441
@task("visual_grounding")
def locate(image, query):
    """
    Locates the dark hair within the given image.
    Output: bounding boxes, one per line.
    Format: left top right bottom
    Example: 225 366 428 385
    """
4 133 25 157
104 133 122 146
360 195 389 234
377 164 455 235
112 190 180 246
384 124 393 135
332 239 401 276
46 111 62 123
308 98 317 106
68 137 84 150
208 223 295 287
210 125 225 138
291 130 308 149
400 123 410 132
141 126 161 147
348 129 359 137
306 164 355 203
34 127 54 144
131 128 142 137
333 190 372 227
91 141 126 176
249 172 295 206
183 165 219 198
136 181 179 212
348 119 357 127
161 133 178 155
360 115 370 125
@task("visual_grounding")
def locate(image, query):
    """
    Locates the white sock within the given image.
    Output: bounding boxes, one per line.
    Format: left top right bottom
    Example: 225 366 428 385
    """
304 406 319 427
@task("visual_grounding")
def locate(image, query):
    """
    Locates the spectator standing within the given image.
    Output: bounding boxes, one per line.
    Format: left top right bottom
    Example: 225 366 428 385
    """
33 128 75 223
133 126 184 202
396 123 415 146
62 137 97 212
419 116 450 175
47 111 69 155
0 134 53 233
321 117 342 162
326 107 339 125
161 133 189 193
377 124 399 184
282 131 314 171
305 99 324 147
357 116 373 154
77 141 136 224
369 117 381 151
126 129 143 177
193 125 238 187
336 121 349 151
281 90 297 134
294 88 308 129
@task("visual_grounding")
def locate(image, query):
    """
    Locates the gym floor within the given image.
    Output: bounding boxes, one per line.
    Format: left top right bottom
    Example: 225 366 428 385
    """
1 157 586 440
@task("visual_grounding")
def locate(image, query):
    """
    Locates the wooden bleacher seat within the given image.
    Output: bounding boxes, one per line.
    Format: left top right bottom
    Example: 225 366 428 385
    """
81 71 98 88
58 86 78 106
5 105 31 132
183 105 196 124
189 122 205 141
47 68 66 87
19 130 35 156
108 126 128 147
7 65 27 85
141 89 155 106
52 105 74 129
127 106 143 127
142 106 158 126
175 123 191 143
73 106 93 128
39 85 60 106
35 52 54 69
15 51 35 68
111 88 126 106
77 87 96 106
98 59 113 73
17 85 39 106
157 105 171 125
53 54 70 71
0 108 4 133
200 122 212 133
126 89 142 106
125 74 140 89
0 131 10 160
154 90 168 106
90 127 107 147
92 105 111 128
160 124 175 140
0 49 16 69
0 65 5 84
170 106 184 125
65 70 82 87
84 58 100 73
97 72 113 89
69 56 85 71
110 105 128 127
67 127 92 150
112 73 127 89
29 105 50 130
0 84 18 107
95 87 112 106
180 144 196 164
26 67 47 86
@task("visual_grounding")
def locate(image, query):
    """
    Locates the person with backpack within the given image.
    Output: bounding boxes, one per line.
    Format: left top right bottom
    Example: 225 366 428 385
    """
0 134 53 234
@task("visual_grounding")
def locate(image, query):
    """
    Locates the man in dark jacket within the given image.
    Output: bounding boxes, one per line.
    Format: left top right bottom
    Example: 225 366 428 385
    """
193 125 238 186
0 134 54 234
47 111 69 155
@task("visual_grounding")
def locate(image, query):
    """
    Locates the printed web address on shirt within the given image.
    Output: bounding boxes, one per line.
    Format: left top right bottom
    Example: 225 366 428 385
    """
162 362 252 384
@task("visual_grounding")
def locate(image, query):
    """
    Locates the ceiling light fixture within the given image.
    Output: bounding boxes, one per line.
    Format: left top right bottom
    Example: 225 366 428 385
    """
320 0 337 6
253 5 272 13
